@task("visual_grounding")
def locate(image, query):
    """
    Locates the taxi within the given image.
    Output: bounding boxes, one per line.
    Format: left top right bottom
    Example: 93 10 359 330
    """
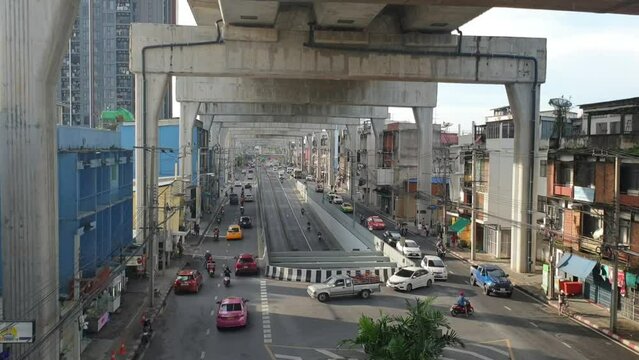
340 202 354 213
226 225 243 240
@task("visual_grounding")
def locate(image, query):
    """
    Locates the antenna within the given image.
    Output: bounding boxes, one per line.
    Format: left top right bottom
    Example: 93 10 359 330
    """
548 96 573 143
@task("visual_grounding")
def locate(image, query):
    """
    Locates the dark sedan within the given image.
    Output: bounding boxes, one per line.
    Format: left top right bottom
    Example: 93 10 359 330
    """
382 231 402 247
239 216 252 228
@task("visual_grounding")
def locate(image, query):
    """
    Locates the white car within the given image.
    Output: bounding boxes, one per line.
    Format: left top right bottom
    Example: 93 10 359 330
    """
332 195 344 205
386 266 434 292
420 255 448 281
305 175 314 182
395 239 422 259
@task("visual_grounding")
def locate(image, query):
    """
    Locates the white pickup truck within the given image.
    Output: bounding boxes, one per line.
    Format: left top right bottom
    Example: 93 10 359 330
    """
307 274 381 302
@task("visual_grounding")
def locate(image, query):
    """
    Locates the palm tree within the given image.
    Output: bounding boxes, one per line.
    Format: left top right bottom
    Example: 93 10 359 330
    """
340 298 463 360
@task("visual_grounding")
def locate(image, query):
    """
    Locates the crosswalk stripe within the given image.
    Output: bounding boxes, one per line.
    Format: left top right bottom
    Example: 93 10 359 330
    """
315 348 344 358
274 355 302 360
470 343 510 357
445 347 495 360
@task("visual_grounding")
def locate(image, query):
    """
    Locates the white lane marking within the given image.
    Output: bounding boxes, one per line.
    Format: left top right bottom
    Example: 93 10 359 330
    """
470 343 510 357
200 351 205 359
210 309 215 316
206 328 210 335
504 305 512 311
445 347 494 360
274 355 302 360
315 349 344 358
529 321 539 328
562 341 572 349
448 270 454 274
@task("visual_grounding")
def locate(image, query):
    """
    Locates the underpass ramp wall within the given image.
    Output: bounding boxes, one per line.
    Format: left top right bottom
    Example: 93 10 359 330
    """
265 265 397 283
295 181 372 251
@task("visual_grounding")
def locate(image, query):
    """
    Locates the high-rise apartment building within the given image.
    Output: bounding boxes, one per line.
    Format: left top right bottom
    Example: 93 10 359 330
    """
58 0 176 126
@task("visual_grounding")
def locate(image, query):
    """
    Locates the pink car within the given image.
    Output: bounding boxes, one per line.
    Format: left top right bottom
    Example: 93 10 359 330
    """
216 297 249 329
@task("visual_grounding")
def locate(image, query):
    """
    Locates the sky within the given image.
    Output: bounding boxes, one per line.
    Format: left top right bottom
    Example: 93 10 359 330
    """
173 1 639 133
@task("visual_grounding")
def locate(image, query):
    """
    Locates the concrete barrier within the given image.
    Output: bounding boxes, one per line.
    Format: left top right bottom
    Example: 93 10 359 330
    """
374 237 418 268
296 181 372 251
265 265 397 283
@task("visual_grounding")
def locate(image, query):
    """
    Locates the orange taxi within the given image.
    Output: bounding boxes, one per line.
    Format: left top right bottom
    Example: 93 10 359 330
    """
226 225 243 241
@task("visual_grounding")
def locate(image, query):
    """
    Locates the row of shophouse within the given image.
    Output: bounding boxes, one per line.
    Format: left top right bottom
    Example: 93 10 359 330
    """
353 97 639 323
0 118 218 357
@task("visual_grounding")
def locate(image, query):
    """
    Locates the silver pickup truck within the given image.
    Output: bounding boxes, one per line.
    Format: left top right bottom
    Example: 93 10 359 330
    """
307 274 381 302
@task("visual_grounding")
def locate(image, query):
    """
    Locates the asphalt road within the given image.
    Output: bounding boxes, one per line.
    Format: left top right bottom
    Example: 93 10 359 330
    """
143 174 639 360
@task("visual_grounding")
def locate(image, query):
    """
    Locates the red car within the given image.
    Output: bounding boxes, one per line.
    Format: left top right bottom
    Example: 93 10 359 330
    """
174 269 203 294
366 216 386 231
235 253 258 275
216 297 249 329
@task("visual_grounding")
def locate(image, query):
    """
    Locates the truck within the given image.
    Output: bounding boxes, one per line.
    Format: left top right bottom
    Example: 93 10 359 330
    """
244 188 254 202
470 264 513 297
307 274 381 302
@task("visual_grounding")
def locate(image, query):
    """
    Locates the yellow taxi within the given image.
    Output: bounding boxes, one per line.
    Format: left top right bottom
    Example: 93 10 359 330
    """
226 225 243 241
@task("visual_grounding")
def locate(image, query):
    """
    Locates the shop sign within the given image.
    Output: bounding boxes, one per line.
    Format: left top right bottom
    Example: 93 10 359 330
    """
0 321 35 343
97 312 110 332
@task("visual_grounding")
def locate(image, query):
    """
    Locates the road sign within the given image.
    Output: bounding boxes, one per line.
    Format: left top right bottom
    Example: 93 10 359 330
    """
0 321 35 343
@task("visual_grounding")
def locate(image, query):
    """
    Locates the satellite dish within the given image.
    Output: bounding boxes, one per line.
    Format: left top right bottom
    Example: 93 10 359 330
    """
549 97 572 109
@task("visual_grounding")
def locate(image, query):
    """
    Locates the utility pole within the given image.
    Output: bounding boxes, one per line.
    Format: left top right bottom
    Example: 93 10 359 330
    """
610 155 621 333
148 146 157 308
546 204 558 300
470 146 476 262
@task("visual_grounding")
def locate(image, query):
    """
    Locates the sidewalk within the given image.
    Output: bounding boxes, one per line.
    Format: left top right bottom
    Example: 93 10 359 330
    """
347 194 639 354
81 198 225 360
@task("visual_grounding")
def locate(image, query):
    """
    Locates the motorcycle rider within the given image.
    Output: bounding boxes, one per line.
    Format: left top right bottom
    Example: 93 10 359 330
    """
205 250 213 263
301 208 305 216
213 227 220 240
436 239 446 257
456 291 469 312
307 221 311 231
223 265 232 284
240 206 245 215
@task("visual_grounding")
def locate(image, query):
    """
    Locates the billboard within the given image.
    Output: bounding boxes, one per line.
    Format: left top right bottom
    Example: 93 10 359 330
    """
0 321 35 343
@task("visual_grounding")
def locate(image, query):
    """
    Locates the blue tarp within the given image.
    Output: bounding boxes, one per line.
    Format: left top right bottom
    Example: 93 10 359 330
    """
558 253 597 279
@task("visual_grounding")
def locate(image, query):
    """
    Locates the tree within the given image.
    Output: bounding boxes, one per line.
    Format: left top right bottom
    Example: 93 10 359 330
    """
340 298 463 360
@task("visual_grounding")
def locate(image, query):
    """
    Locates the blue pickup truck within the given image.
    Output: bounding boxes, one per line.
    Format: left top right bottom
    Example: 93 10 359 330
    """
470 264 513 297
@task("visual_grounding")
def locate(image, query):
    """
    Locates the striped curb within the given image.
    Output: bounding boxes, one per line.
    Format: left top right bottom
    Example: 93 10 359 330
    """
264 265 396 283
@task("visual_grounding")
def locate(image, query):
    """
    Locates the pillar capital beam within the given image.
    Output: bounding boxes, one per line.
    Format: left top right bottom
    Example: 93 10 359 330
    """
214 115 359 126
199 102 389 118
132 24 546 84
177 77 436 107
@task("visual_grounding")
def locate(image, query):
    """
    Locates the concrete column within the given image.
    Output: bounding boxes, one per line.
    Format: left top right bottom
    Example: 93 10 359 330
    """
327 130 336 189
306 135 312 175
135 73 169 241
0 1 79 358
413 107 434 227
370 118 385 207
347 125 359 198
315 133 321 180
506 83 540 273
179 102 200 184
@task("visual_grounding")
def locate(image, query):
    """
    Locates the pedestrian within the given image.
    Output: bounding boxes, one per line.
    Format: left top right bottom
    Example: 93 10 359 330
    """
194 223 200 236
385 205 389 214
414 218 417 227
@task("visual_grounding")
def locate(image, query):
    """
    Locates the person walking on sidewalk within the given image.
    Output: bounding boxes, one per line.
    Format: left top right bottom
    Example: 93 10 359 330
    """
194 223 200 236
558 290 568 315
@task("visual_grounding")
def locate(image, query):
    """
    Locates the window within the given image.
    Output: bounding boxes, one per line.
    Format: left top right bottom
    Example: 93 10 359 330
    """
595 122 608 135
555 161 573 186
574 161 595 187
486 122 500 139
501 121 514 138
540 160 547 177
620 164 639 193
335 279 344 287
536 195 547 213
620 219 630 245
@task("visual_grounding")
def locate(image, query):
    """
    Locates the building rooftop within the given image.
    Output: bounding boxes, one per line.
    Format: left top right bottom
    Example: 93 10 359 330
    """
579 97 639 109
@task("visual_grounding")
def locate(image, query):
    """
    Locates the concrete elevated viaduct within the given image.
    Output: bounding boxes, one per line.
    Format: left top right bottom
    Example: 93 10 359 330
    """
2 1 637 358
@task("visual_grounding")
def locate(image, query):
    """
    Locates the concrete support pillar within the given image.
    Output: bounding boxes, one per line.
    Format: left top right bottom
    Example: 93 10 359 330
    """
306 134 312 175
135 73 169 242
413 107 434 226
315 132 321 180
0 1 80 358
218 128 229 195
506 82 540 273
370 118 386 207
347 125 359 199
327 130 336 189
179 102 200 184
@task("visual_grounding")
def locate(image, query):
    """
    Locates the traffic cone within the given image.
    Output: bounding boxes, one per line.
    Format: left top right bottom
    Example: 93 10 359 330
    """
111 351 117 360
119 342 127 355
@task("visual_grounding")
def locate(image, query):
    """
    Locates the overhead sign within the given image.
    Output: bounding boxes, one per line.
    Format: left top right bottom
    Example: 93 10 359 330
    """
0 321 35 343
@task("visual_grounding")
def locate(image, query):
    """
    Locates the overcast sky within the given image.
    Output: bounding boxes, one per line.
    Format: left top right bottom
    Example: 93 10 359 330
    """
174 1 639 132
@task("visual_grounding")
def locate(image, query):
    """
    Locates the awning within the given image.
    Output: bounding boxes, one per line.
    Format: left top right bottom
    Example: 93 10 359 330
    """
557 253 597 279
449 217 470 233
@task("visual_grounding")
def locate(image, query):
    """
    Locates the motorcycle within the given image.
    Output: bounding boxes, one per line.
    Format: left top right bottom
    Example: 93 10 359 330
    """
223 274 231 287
437 247 447 259
450 302 474 317
206 261 216 278
216 216 222 224
141 320 153 345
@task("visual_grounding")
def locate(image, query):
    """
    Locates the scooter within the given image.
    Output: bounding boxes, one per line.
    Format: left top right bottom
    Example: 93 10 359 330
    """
437 247 447 259
206 261 216 278
450 302 474 317
141 320 153 345
223 274 231 287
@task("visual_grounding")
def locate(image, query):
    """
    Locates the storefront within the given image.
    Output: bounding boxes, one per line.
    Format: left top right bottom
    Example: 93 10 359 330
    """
557 252 597 298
